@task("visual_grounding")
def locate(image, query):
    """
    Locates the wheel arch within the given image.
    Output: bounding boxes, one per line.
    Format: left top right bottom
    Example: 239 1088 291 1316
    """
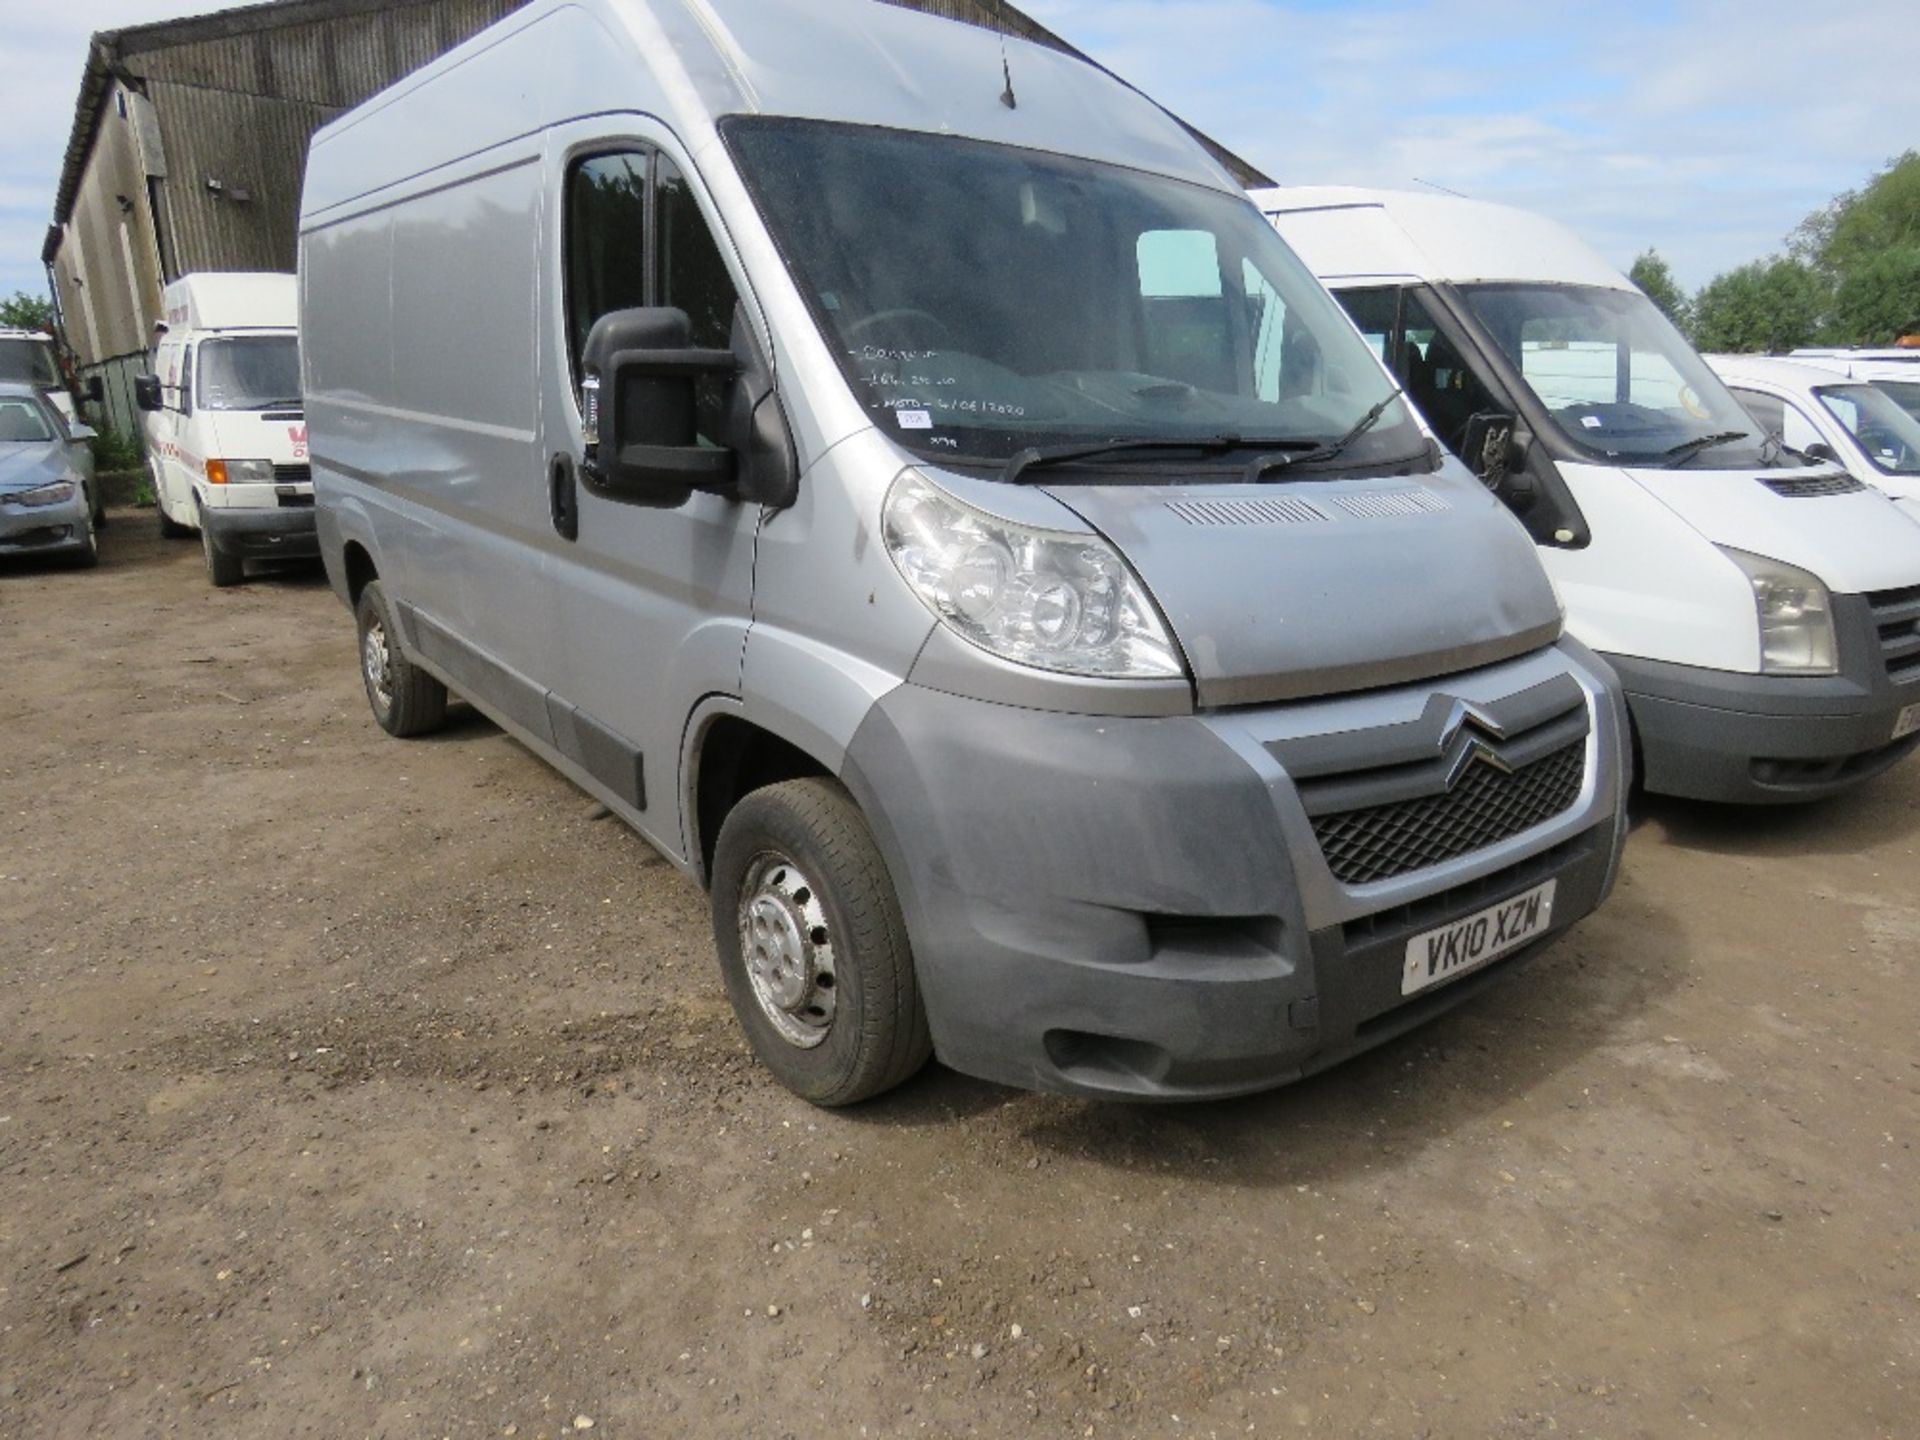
683 702 836 889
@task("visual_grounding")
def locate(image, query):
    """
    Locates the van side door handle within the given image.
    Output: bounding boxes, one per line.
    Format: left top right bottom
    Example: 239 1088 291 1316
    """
549 452 578 541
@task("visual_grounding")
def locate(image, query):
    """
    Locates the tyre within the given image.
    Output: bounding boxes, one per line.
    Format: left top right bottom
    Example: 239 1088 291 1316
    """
201 515 244 587
354 579 448 737
710 778 931 1105
69 504 99 569
154 472 190 538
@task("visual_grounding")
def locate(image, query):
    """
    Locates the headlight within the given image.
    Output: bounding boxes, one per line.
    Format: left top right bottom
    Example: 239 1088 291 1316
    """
206 458 274 485
9 481 77 508
1719 547 1837 675
882 469 1184 680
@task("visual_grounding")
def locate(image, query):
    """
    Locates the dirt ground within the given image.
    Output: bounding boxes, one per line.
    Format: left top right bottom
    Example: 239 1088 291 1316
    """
1 510 1916 1440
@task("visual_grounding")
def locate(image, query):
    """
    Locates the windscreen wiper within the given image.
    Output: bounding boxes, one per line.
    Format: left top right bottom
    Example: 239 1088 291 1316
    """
1243 394 1398 482
1001 434 1324 485
1661 430 1747 469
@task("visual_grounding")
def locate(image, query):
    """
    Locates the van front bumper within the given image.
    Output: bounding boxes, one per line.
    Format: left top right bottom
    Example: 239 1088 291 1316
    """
840 643 1628 1101
1610 593 1920 803
201 502 320 560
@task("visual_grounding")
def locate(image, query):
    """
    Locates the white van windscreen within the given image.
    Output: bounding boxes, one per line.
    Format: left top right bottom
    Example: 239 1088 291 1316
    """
1816 384 1920 476
0 338 60 388
1878 381 1920 428
723 119 1422 475
1459 284 1767 467
196 336 302 412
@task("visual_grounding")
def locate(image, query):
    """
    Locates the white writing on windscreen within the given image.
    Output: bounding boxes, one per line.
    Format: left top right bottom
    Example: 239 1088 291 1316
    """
847 347 1026 422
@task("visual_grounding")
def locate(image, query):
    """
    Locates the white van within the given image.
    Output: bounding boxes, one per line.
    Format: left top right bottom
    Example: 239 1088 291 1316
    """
0 328 95 425
1789 350 1920 426
1711 354 1920 515
1261 187 1920 803
135 273 314 586
299 0 1629 1104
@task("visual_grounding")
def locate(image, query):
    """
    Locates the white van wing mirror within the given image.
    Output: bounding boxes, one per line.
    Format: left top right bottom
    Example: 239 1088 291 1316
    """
579 306 737 509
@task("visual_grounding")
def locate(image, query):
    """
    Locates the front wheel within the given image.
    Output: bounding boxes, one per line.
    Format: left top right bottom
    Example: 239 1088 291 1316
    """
201 516 244 587
154 471 190 538
354 579 447 737
710 778 931 1105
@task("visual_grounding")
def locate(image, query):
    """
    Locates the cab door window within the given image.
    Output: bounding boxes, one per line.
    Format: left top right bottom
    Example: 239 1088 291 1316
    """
564 148 741 445
655 155 741 444
564 150 651 378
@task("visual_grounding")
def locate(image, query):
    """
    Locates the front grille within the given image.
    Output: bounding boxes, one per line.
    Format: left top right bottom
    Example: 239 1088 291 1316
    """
1312 741 1587 886
1867 584 1920 683
1761 473 1865 498
272 463 311 485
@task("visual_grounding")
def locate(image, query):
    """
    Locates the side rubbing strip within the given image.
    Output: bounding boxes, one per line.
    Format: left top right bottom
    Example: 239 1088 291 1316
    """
547 694 646 812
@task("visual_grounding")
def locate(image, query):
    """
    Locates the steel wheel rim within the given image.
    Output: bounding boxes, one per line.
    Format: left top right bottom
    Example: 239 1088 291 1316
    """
738 851 837 1049
362 617 394 716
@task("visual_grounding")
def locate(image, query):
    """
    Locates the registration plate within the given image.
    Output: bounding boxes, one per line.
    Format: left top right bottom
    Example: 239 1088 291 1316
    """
1402 880 1556 997
1894 703 1920 742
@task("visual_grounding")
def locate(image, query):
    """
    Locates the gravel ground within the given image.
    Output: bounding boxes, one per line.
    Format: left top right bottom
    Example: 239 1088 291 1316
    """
1 510 1916 1439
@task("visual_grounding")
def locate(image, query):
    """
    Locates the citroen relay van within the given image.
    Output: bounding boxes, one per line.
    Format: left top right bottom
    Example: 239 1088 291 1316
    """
1711 354 1920 515
1262 188 1920 805
135 273 313 587
301 0 1627 1105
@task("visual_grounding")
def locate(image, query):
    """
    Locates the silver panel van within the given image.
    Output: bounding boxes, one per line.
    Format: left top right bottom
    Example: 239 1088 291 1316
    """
300 0 1629 1104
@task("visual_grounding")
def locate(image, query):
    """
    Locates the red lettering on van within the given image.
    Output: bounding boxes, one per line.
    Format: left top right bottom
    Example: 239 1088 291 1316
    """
288 424 308 459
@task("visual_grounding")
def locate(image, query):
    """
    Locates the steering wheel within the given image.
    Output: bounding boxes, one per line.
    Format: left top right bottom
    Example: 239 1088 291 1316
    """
844 308 955 347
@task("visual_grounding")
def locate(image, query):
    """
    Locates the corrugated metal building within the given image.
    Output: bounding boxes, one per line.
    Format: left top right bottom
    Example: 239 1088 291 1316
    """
43 0 1270 439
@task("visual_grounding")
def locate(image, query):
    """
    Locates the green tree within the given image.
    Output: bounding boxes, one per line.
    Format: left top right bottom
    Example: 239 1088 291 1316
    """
1828 245 1920 344
1791 151 1920 343
0 291 54 331
1689 257 1828 354
1628 249 1690 332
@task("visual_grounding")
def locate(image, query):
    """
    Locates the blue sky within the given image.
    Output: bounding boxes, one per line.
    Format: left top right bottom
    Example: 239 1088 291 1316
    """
2 0 1916 302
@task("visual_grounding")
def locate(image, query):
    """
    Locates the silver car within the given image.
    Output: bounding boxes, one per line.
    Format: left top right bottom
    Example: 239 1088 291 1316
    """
0 382 99 568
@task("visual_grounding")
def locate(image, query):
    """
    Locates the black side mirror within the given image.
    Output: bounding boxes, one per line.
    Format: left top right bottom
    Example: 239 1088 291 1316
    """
1459 411 1517 485
580 307 738 509
84 375 105 404
133 374 162 412
1803 441 1839 464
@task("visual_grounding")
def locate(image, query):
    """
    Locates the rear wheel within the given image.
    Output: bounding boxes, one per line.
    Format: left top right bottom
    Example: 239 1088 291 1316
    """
200 513 244 587
710 778 931 1106
354 579 447 737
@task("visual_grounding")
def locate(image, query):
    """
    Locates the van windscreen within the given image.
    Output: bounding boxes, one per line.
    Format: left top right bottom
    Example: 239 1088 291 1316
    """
0 338 60 388
723 119 1420 474
196 335 301 412
1458 284 1768 467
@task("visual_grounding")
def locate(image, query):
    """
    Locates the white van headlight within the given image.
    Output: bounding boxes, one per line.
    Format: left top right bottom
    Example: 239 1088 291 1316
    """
1720 547 1837 675
882 469 1184 680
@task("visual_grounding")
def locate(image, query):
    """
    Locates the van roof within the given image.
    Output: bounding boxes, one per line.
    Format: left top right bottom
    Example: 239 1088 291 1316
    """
304 0 1237 221
1253 185 1632 292
160 272 298 334
1706 354 1870 392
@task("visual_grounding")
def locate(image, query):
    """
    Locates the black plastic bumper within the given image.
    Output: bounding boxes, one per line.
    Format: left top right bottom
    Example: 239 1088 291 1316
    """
202 503 319 559
840 681 1620 1102
1611 616 1920 804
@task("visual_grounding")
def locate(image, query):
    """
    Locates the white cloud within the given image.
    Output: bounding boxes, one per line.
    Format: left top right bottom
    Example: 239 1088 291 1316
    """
1025 0 1920 289
0 0 211 299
